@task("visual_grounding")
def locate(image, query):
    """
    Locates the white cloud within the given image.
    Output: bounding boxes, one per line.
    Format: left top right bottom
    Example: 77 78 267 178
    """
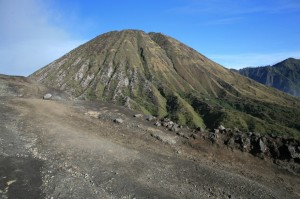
209 51 300 69
0 0 85 76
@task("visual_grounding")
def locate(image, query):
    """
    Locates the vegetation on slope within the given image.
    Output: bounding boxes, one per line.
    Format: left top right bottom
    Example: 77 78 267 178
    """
30 30 300 138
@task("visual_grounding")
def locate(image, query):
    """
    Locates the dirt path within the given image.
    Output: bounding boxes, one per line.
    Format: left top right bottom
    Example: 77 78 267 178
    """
0 96 299 199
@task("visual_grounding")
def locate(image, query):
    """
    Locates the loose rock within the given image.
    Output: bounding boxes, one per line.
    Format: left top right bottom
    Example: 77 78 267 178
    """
171 125 179 132
288 145 300 159
218 125 225 131
196 127 205 132
209 132 219 143
43 93 52 100
259 138 267 153
133 114 143 118
146 115 156 121
154 121 162 127
114 118 123 124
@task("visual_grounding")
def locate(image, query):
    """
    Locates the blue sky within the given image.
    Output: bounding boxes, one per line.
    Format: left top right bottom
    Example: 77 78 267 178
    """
1 0 300 76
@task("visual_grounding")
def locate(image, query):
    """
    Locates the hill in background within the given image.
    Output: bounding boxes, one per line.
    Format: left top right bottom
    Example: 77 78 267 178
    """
238 58 300 97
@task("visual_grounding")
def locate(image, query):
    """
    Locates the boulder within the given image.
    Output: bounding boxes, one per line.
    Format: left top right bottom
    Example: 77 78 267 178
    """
246 132 253 137
134 114 143 118
250 137 267 155
226 137 235 149
253 132 261 137
146 115 156 121
167 121 174 127
241 137 251 151
114 118 123 124
196 127 205 132
163 121 174 128
209 132 219 144
278 145 292 160
288 145 300 159
259 138 267 153
218 125 226 131
269 141 280 158
43 93 52 100
162 122 169 127
154 121 162 127
171 125 179 132
163 118 171 122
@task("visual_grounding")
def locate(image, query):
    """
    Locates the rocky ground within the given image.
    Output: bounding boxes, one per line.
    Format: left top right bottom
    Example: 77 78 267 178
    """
1 75 300 199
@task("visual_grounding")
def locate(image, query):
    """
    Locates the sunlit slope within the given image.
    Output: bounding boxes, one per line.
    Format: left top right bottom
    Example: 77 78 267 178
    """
31 30 300 138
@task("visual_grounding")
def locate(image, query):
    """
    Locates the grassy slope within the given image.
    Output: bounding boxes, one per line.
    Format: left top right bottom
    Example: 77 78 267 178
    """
30 30 300 138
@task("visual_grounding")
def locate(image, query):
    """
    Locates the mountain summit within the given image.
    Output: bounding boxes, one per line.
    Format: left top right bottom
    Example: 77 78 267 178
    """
31 30 300 138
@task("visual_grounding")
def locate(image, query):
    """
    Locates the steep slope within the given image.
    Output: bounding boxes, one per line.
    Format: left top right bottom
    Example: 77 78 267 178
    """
238 58 300 97
30 30 300 138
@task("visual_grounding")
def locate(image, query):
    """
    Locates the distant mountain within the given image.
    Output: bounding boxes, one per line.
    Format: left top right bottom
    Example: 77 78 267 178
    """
238 58 300 97
30 30 300 138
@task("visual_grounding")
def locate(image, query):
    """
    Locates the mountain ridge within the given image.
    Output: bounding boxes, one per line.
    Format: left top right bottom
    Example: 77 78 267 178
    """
30 30 300 138
238 58 300 97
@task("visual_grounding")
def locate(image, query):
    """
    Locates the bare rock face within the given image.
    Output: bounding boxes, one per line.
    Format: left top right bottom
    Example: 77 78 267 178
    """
29 30 300 137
